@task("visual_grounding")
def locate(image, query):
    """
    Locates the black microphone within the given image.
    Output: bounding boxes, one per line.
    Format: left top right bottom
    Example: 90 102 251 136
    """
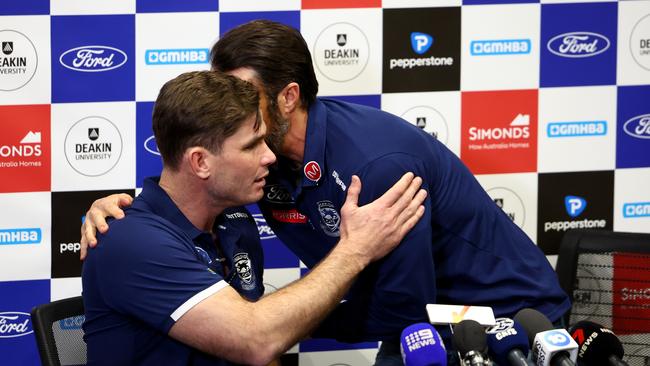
452 319 489 366
568 320 629 366
485 317 535 366
514 308 578 366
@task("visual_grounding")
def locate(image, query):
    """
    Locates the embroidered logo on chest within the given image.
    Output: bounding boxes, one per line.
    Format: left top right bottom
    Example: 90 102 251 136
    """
233 252 256 291
317 200 341 237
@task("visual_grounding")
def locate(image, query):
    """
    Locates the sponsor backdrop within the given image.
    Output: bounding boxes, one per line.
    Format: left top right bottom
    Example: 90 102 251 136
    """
1 0 650 364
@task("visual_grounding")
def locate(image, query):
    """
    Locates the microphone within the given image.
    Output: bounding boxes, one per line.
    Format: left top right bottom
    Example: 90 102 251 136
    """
452 319 489 366
485 317 535 366
514 308 578 366
568 320 629 366
400 323 447 366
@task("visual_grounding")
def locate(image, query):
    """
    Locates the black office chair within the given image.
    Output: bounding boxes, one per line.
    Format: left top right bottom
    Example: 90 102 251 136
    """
555 229 650 365
30 296 87 366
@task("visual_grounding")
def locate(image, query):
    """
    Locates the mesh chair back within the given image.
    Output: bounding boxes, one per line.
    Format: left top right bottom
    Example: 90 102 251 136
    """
31 296 87 366
556 229 650 366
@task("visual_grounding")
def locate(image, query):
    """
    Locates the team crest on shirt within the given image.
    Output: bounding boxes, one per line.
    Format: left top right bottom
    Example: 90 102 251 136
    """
233 252 256 291
317 200 341 237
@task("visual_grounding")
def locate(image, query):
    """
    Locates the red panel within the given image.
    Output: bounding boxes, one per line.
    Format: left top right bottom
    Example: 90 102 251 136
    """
0 104 51 193
461 90 538 174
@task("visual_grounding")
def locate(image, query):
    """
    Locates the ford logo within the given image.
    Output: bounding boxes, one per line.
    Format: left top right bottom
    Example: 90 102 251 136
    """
0 312 33 338
59 45 128 72
623 114 650 139
547 32 610 58
144 135 160 156
253 213 276 240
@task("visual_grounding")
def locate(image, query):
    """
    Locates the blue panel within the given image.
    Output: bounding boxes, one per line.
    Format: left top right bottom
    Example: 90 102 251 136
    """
0 0 49 15
219 11 300 36
136 0 218 13
136 102 162 187
51 15 135 103
616 86 650 168
540 2 617 87
0 280 50 366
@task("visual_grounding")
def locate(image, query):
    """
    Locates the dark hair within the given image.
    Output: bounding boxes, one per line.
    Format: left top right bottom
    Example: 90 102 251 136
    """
152 71 260 170
210 19 319 110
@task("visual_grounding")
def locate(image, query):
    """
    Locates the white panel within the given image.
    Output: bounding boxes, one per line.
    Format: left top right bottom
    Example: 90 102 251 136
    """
299 349 378 366
51 277 82 301
617 1 650 86
614 168 650 233
135 12 218 102
381 91 461 157
538 86 616 173
51 102 136 191
301 8 382 96
0 16 51 105
51 0 135 15
0 192 51 281
461 4 540 91
219 0 300 12
475 172 538 243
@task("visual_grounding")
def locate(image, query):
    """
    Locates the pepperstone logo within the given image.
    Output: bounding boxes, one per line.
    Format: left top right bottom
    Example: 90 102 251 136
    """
486 187 526 228
59 45 128 72
64 116 123 177
0 30 38 91
630 13 650 71
313 22 369 82
537 171 613 254
400 105 449 144
383 7 460 92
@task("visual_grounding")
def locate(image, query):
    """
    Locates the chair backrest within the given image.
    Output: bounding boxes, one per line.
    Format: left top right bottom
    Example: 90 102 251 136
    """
30 296 87 366
555 229 650 366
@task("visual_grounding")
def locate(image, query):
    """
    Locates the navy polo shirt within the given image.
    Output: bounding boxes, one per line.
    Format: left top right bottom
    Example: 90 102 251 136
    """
82 177 264 365
258 98 570 343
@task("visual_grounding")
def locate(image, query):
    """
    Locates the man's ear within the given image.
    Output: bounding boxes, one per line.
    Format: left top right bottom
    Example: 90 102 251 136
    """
277 82 300 114
186 147 211 179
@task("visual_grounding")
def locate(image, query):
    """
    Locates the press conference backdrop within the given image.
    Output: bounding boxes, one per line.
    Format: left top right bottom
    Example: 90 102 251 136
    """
1 0 649 364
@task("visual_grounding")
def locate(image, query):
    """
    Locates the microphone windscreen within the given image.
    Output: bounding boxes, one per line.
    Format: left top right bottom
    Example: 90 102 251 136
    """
486 318 530 366
569 320 625 366
513 308 554 346
452 319 487 355
400 323 447 366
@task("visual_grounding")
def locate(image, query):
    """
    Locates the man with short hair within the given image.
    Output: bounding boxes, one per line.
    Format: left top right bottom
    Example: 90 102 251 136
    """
81 70 426 365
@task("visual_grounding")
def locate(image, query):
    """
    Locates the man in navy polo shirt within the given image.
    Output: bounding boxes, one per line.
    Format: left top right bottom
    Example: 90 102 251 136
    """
81 20 570 365
81 70 426 365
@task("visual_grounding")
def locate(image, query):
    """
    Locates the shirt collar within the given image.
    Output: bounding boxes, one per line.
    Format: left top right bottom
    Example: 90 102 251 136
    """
138 177 204 240
299 98 327 189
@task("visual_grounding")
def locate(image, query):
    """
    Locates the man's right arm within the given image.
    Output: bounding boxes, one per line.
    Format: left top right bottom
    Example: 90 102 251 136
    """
169 173 426 365
80 193 133 260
